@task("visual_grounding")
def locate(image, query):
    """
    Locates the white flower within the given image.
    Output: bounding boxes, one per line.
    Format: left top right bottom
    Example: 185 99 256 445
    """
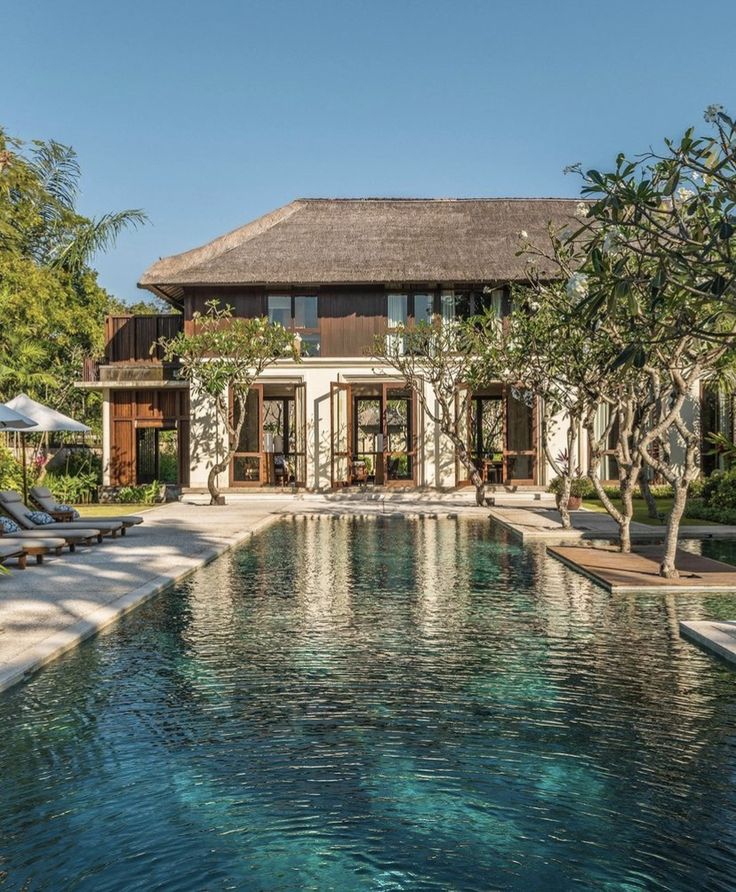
566 273 589 303
704 104 725 123
575 201 589 218
676 186 696 203
602 227 620 255
519 229 529 240
691 170 702 182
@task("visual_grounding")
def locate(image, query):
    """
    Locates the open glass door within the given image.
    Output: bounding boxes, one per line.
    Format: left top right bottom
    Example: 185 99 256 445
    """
330 382 351 487
505 387 536 483
294 382 307 487
231 384 263 485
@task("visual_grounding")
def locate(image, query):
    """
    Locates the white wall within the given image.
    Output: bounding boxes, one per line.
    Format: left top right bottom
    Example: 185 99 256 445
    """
184 357 574 491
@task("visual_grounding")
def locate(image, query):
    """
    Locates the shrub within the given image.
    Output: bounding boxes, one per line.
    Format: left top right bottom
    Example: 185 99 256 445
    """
0 447 24 492
701 469 736 510
548 475 594 498
44 470 99 504
686 498 736 525
115 481 160 504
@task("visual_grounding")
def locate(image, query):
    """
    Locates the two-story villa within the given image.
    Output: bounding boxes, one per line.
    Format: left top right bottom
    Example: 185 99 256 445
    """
82 198 582 493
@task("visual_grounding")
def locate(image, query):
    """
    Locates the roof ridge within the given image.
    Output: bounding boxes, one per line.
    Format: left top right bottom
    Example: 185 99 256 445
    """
294 196 582 203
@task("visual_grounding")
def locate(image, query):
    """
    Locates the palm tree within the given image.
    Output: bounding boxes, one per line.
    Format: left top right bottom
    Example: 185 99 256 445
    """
0 129 147 272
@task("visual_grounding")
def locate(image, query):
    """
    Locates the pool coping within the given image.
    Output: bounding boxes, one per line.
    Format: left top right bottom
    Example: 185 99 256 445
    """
680 621 736 666
0 512 283 694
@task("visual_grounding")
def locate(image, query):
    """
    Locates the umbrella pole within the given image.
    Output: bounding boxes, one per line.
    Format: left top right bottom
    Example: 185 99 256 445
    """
22 434 27 505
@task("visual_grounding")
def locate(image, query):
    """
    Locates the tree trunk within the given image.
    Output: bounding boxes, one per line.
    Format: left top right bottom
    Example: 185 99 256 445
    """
618 478 634 554
557 473 573 530
207 461 226 505
455 440 485 506
639 473 659 520
660 484 688 579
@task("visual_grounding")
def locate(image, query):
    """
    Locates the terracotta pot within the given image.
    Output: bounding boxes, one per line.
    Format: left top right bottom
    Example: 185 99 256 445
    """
556 493 582 511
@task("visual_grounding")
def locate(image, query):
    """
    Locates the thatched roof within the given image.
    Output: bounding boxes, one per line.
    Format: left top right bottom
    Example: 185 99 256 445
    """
139 198 581 303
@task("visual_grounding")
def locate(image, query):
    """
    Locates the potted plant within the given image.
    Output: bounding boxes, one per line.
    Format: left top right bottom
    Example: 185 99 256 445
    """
548 475 590 511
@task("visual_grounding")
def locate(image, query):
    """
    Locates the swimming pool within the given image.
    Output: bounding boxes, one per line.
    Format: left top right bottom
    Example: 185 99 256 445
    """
2 517 736 890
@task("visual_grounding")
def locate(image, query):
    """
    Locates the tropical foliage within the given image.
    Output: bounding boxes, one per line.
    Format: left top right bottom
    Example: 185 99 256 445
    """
0 126 147 428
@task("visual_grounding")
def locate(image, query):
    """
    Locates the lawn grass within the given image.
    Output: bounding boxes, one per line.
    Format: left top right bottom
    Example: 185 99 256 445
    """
581 497 715 526
75 503 156 517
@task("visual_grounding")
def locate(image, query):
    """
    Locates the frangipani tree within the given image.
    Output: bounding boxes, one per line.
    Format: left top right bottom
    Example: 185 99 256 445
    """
372 319 495 506
158 301 300 504
470 263 617 531
562 107 736 576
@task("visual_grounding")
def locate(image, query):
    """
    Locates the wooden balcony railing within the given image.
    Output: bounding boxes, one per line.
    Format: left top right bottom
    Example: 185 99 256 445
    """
104 314 183 364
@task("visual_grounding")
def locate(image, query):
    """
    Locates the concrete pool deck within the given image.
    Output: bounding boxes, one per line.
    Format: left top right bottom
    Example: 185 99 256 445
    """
549 544 736 594
0 494 489 693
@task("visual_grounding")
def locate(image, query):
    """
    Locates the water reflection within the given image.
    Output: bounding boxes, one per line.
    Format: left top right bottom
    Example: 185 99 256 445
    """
0 519 736 891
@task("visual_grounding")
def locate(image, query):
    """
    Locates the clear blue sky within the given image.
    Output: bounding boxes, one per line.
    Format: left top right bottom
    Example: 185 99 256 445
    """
5 0 734 303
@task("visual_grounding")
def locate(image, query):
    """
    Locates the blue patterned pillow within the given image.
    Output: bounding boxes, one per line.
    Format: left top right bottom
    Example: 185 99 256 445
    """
56 503 80 519
26 511 55 525
0 516 20 534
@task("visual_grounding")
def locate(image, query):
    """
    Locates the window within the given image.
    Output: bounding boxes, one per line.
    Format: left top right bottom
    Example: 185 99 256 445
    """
387 294 408 327
449 288 511 320
267 295 320 355
386 293 408 354
413 293 434 325
294 295 318 330
268 295 291 327
440 291 456 324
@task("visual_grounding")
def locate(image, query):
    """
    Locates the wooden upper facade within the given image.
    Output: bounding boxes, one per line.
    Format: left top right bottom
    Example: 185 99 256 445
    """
96 284 507 366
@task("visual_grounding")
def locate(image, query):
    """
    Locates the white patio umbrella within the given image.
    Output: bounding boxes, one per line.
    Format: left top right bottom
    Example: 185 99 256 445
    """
3 394 91 503
0 404 37 431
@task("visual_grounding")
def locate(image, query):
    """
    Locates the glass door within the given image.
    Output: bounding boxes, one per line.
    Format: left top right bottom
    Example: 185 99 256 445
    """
354 394 383 484
294 382 307 486
330 382 351 487
504 387 536 483
470 396 504 484
231 385 263 485
384 384 415 484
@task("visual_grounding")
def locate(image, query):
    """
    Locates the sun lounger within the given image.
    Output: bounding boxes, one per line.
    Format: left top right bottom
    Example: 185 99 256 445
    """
0 533 66 563
30 486 144 533
0 492 123 541
0 542 28 570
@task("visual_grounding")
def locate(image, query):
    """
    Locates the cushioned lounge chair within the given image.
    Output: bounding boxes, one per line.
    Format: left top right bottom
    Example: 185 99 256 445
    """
0 532 66 563
0 520 94 552
0 541 28 570
0 493 110 545
30 486 144 533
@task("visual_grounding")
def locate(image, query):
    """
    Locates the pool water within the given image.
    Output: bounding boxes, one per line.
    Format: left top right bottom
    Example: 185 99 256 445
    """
2 518 736 891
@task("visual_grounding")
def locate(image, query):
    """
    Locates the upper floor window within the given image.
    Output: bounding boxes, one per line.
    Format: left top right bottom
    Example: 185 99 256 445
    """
268 295 320 355
386 293 408 355
413 293 434 325
447 287 511 320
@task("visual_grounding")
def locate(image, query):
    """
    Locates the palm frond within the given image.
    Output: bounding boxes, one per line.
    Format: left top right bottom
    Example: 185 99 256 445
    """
27 139 80 209
52 208 148 274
